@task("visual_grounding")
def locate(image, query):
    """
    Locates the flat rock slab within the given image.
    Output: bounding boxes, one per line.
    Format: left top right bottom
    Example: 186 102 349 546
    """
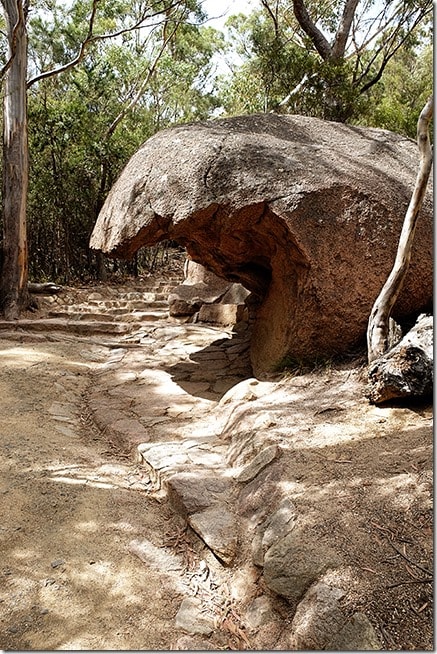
188 505 239 566
166 472 233 517
137 441 227 487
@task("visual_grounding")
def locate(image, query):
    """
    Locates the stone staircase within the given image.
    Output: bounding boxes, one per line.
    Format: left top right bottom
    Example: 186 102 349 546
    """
0 278 182 338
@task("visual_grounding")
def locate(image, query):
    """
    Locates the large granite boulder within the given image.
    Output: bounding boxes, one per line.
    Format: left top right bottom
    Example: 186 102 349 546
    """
90 114 433 374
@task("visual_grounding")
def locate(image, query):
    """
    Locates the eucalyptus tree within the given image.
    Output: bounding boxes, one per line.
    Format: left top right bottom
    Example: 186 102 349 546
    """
218 0 432 123
1 0 218 314
1 0 29 318
367 95 433 363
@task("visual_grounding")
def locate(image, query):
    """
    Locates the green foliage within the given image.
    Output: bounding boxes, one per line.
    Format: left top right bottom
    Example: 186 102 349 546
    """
216 0 432 126
357 44 433 138
25 0 222 282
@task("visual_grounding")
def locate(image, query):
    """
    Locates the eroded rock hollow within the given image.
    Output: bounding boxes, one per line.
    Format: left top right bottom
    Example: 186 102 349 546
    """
90 114 433 374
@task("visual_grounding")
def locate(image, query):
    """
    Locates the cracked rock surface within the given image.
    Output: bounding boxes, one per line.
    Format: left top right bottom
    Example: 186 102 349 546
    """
0 277 432 650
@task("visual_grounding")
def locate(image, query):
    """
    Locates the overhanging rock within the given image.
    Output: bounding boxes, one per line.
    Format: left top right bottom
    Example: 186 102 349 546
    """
90 114 433 374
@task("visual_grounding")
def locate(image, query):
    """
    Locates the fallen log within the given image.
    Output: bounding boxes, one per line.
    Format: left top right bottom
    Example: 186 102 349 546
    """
366 314 433 404
28 282 63 295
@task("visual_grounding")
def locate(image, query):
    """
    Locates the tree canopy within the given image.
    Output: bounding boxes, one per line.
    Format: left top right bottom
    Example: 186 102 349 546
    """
0 0 432 288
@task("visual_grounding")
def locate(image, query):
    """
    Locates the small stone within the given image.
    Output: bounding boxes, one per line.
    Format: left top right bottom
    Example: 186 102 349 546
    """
50 559 65 569
175 597 215 635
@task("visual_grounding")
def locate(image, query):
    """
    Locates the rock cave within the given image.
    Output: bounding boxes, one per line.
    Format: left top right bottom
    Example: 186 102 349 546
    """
90 113 433 374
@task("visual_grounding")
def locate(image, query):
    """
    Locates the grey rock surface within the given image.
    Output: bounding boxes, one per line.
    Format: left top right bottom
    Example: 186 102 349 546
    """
262 533 341 603
329 612 382 650
175 597 215 636
188 505 239 565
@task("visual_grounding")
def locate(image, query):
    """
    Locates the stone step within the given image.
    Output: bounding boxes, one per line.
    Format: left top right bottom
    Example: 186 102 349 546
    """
120 310 169 322
0 318 133 335
48 311 117 322
50 299 168 314
94 283 178 294
49 309 168 322
84 298 168 309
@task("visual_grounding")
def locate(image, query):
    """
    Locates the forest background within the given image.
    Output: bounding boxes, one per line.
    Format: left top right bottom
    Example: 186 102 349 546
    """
0 0 432 285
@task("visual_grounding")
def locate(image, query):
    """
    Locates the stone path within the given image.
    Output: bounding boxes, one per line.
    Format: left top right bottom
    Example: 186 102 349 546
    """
1 279 263 624
1 278 432 650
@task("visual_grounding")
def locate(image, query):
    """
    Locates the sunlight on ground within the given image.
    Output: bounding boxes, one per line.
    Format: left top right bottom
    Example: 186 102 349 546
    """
46 462 149 492
0 345 56 365
279 469 429 514
0 344 91 370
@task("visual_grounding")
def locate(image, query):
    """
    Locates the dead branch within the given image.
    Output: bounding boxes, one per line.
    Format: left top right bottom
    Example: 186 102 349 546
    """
367 96 433 363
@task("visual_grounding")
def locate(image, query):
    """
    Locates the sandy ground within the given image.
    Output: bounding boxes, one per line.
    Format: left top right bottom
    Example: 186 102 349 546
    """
0 306 433 650
0 338 189 650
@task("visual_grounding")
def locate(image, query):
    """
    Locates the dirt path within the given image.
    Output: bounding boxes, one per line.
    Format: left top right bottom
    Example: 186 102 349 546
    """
0 337 193 650
0 283 433 650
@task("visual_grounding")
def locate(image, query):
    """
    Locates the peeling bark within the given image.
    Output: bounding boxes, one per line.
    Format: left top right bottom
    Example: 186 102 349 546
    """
0 0 30 319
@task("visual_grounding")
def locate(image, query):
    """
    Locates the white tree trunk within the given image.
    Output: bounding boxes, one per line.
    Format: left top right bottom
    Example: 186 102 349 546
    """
367 96 433 363
0 0 29 319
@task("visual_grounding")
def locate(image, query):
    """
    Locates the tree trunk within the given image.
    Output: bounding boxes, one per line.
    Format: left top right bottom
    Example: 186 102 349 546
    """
367 96 433 363
366 314 433 405
0 0 30 319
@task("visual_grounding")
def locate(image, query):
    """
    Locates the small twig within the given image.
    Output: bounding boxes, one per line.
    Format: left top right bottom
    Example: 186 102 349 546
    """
408 600 421 617
358 565 379 574
387 578 432 589
388 540 432 576
405 563 422 580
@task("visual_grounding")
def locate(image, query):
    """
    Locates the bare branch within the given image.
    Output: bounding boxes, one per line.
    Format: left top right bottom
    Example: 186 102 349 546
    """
27 0 186 88
367 96 433 363
27 0 99 87
261 0 280 39
274 71 317 109
358 4 432 94
105 11 184 139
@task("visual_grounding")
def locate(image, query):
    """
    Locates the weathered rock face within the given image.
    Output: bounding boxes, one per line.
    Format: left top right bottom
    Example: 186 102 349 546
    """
90 114 433 373
168 260 250 324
